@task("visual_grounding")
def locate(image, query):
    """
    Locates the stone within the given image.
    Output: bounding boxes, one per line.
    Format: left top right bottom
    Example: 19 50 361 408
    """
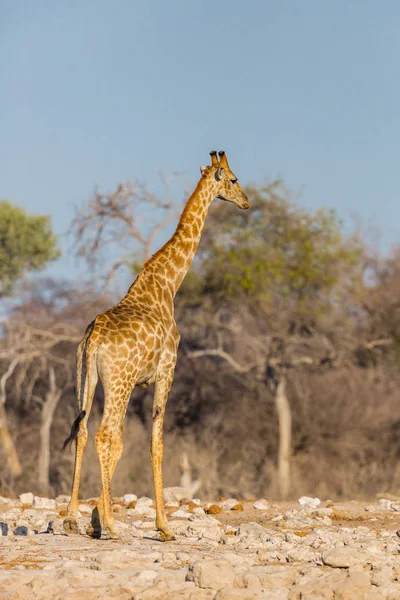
286 547 321 564
33 496 56 510
215 590 263 599
0 522 8 535
14 526 29 536
78 504 92 514
96 550 156 570
193 507 206 516
171 509 192 519
122 493 137 504
19 492 34 505
55 494 71 504
134 581 169 600
220 498 240 510
298 496 321 509
129 505 156 518
253 499 269 510
190 559 235 590
237 522 269 537
293 571 350 598
188 519 222 542
136 496 154 507
322 547 370 568
130 569 158 587
206 504 222 515
348 571 370 587
379 498 392 510
177 551 191 562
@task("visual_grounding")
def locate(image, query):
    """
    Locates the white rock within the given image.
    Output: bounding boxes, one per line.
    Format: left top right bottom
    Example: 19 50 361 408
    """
131 569 158 587
322 547 369 568
189 559 235 591
379 498 392 510
140 521 157 529
129 505 156 518
215 590 265 599
238 522 269 536
55 494 70 505
193 507 206 516
136 496 154 507
33 497 56 510
253 499 270 510
78 504 92 514
19 492 34 505
122 493 137 504
188 519 222 542
220 498 239 510
176 551 190 562
298 496 321 509
171 509 192 519
96 550 156 570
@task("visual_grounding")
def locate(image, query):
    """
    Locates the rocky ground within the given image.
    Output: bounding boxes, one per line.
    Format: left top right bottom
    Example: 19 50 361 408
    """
1 491 400 599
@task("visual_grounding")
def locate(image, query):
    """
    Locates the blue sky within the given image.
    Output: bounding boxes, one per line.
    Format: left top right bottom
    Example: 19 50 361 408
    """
1 0 399 284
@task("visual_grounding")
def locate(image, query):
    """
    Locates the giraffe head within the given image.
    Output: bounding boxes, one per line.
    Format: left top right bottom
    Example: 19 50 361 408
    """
200 151 250 210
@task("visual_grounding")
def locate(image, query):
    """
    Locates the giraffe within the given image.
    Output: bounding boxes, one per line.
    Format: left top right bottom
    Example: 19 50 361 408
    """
62 150 250 541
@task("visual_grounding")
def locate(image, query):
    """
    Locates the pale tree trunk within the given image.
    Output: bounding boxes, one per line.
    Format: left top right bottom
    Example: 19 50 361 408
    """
0 358 22 477
0 403 22 477
37 367 62 494
180 451 201 499
274 376 292 499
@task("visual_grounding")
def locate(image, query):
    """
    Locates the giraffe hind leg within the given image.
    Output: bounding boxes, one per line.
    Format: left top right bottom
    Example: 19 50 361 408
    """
87 431 124 539
92 383 132 540
64 345 98 535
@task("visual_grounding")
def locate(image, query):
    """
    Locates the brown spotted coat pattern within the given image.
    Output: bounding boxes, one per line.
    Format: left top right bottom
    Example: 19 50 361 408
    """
64 151 250 540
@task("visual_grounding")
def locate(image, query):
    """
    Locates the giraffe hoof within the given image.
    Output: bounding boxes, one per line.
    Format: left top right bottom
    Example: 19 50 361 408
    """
159 532 176 542
63 517 79 535
106 528 119 540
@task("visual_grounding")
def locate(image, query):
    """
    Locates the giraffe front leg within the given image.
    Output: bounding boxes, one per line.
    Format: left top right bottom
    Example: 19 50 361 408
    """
151 376 175 541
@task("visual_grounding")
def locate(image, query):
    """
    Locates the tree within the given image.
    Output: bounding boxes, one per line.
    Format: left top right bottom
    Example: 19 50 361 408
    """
182 180 364 320
70 175 181 291
180 180 366 498
0 200 60 298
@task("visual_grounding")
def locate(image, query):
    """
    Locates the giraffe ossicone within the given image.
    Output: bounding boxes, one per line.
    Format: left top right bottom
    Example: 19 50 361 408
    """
63 150 250 541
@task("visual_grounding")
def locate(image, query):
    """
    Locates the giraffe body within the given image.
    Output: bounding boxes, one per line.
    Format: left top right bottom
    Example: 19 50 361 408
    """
63 151 249 540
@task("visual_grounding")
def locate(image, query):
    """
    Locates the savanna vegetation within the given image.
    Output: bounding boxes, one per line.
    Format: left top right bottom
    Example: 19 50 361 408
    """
1 177 399 502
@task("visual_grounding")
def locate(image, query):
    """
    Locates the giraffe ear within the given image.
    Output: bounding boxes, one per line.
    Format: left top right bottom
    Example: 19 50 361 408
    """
214 167 224 182
200 166 207 176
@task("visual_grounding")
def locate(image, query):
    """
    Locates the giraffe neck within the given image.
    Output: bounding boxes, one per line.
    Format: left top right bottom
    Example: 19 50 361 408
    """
135 177 216 298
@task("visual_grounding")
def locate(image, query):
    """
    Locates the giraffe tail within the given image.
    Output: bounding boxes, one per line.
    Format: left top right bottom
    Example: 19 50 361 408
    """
62 411 86 450
62 320 96 451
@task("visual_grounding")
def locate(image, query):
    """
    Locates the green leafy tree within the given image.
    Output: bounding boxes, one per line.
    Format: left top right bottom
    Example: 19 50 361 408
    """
0 200 61 297
181 180 364 320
